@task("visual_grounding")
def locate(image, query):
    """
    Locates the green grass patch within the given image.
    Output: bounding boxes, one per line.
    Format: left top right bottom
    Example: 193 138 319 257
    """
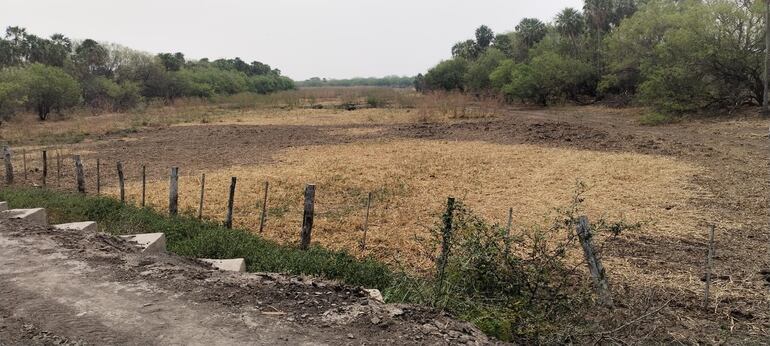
639 111 678 126
0 187 392 289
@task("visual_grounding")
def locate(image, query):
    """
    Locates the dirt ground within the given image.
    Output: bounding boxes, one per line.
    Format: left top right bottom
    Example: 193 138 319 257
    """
0 218 493 345
4 104 770 343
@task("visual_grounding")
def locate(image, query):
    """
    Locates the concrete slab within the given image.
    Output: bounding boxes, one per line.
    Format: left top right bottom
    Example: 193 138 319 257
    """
119 233 166 254
54 221 98 232
199 258 246 272
0 201 8 212
1 208 47 225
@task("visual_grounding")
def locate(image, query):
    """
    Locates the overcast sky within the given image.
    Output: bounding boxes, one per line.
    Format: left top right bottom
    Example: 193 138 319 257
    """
1 0 583 80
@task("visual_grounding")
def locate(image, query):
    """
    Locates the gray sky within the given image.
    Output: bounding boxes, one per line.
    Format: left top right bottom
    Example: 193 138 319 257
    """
1 0 583 80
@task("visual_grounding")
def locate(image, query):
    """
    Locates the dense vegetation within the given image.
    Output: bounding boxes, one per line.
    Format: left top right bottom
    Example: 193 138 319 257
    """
299 75 414 88
419 0 766 115
0 27 295 121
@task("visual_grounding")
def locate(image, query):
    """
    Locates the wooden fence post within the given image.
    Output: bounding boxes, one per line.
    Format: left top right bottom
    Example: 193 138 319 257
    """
96 158 101 195
259 181 269 233
299 184 316 250
224 177 237 229
74 155 85 193
117 161 125 203
504 207 513 258
198 173 205 219
22 149 27 182
704 224 716 309
42 150 47 187
56 149 61 186
169 167 178 216
3 146 13 185
360 191 372 251
141 165 146 207
576 216 613 307
436 197 455 295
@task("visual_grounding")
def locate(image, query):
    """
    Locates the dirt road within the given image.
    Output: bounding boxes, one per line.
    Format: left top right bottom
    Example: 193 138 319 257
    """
0 219 491 345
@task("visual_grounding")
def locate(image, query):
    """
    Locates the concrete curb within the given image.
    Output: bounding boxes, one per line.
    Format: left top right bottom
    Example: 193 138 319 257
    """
199 258 246 272
120 233 166 254
1 208 47 225
54 221 98 232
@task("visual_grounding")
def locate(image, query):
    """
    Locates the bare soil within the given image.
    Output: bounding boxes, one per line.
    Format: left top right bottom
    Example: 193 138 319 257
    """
0 218 493 345
11 105 770 342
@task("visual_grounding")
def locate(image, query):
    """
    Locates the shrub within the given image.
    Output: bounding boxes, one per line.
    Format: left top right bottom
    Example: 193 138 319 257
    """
424 58 469 91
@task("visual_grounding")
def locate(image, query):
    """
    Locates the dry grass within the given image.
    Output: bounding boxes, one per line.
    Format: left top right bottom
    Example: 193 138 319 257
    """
107 139 704 274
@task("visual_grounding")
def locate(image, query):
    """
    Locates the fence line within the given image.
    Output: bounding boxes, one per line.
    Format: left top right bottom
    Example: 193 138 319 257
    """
0 145 643 304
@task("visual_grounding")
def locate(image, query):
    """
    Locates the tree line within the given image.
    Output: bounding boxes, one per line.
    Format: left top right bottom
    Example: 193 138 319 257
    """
0 26 295 121
417 0 765 115
298 76 415 88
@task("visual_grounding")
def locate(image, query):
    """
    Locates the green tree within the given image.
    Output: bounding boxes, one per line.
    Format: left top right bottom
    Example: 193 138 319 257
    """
475 25 495 50
157 52 185 71
452 40 480 60
515 18 548 48
424 59 469 91
0 72 26 122
492 34 514 58
464 48 506 91
16 63 81 120
73 39 110 77
555 8 586 41
492 52 592 105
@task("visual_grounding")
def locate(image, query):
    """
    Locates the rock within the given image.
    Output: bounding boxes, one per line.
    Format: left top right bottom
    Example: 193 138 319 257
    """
363 288 384 303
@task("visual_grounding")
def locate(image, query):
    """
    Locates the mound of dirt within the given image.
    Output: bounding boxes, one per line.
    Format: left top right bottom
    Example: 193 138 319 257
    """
0 218 497 345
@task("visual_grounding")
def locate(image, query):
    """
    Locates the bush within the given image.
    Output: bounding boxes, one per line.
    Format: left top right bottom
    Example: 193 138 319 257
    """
424 58 469 91
389 185 638 342
0 77 25 122
10 63 81 120
464 48 506 92
492 52 593 105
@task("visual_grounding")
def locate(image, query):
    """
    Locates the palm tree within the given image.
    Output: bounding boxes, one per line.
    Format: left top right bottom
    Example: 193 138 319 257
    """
555 7 586 52
515 18 547 48
556 8 585 39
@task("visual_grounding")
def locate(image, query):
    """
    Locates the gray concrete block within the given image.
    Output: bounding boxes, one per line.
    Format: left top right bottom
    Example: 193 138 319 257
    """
54 221 98 232
199 258 246 272
119 233 166 254
0 201 8 212
1 208 47 225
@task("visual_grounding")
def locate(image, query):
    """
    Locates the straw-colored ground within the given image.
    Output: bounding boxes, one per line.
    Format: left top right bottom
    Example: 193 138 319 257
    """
110 140 703 272
2 91 768 342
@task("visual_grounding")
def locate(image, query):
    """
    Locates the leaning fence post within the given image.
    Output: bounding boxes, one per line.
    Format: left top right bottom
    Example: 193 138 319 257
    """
22 149 27 182
436 197 456 296
224 177 237 229
3 146 13 185
299 184 316 250
42 150 47 187
74 155 85 193
117 161 125 203
198 173 205 219
258 181 269 233
704 224 716 309
141 165 146 207
169 167 179 215
576 216 613 307
360 191 372 251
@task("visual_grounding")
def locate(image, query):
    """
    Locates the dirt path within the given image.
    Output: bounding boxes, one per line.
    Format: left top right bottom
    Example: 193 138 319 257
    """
0 219 492 345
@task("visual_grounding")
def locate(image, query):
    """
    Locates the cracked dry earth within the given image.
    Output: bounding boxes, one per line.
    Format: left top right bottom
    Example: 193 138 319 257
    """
0 219 495 345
